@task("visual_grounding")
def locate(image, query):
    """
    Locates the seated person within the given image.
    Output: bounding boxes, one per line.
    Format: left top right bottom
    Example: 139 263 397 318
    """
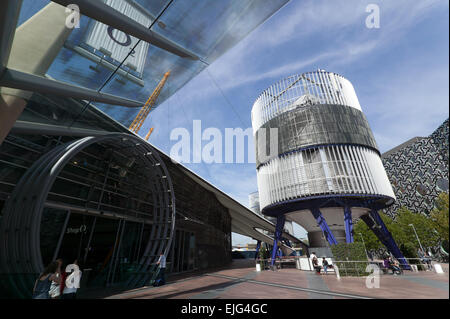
312 256 321 274
388 257 403 275
383 257 391 272
322 257 329 274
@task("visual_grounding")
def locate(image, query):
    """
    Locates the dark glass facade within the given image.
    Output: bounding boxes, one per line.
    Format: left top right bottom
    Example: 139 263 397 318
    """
165 159 232 271
0 130 232 298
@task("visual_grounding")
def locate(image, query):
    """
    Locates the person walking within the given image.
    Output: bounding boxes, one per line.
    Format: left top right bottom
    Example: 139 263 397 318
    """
62 260 82 299
156 252 166 285
32 261 61 299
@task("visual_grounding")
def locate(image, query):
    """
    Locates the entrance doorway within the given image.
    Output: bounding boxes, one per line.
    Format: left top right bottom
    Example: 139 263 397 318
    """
40 207 148 288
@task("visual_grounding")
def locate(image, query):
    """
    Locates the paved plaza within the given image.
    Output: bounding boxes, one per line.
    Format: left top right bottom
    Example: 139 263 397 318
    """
105 260 449 299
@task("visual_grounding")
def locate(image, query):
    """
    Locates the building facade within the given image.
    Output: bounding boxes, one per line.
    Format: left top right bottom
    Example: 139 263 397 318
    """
0 0 292 298
251 70 409 266
382 119 449 217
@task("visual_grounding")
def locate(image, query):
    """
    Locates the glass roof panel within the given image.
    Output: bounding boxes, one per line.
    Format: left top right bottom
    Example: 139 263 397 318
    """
16 92 128 133
150 0 289 62
103 0 169 28
11 0 289 127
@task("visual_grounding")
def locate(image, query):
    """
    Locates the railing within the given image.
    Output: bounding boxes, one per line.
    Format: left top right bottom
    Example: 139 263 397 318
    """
254 257 448 277
331 261 372 277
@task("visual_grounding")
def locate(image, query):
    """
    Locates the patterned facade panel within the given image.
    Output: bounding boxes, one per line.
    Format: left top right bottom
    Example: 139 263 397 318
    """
257 144 395 210
251 70 362 132
382 119 449 218
254 104 378 167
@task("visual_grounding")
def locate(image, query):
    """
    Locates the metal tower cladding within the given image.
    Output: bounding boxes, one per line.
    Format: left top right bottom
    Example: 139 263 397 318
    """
251 70 409 268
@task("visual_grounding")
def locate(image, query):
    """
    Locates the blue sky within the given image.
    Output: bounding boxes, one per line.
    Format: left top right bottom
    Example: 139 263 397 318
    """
138 0 449 245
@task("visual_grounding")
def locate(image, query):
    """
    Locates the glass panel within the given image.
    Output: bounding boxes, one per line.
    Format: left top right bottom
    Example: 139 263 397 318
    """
40 208 69 266
150 0 290 62
16 0 50 27
14 1 117 91
55 212 96 266
83 217 120 287
13 0 289 128
15 92 129 132
103 0 169 28
113 221 144 284
98 47 205 125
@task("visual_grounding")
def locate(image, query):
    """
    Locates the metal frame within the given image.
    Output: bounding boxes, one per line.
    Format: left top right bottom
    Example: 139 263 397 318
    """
0 68 144 107
51 0 199 60
51 209 71 262
0 133 176 297
344 206 354 243
262 193 394 217
270 215 285 266
361 210 410 270
0 0 200 114
0 1 22 71
310 208 338 245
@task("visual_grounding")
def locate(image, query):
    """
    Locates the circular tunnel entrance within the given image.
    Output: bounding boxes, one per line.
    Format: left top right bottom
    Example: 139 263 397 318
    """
0 133 175 298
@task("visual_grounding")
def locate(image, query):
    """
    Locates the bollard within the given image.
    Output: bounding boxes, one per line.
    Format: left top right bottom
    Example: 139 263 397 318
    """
434 264 444 274
256 263 261 272
334 265 340 280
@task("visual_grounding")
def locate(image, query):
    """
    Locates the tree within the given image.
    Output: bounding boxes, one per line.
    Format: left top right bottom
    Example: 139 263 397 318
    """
430 192 449 242
354 208 440 254
354 211 405 250
354 218 382 251
395 207 440 249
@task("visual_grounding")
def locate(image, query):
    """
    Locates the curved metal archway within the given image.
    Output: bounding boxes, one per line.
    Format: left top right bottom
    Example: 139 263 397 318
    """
0 133 176 298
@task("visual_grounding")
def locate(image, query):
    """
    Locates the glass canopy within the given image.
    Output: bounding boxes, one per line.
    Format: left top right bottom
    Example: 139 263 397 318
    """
9 0 289 128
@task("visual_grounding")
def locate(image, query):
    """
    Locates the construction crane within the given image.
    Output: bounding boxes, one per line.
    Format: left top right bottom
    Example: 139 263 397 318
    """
129 71 170 134
145 127 154 141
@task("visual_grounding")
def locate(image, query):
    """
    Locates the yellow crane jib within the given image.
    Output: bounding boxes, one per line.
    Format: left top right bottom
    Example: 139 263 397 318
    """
145 127 154 141
129 71 171 134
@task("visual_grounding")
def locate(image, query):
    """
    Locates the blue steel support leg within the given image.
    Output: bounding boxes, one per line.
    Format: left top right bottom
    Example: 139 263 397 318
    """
255 240 261 260
270 215 285 267
311 208 338 245
344 206 354 243
361 210 411 270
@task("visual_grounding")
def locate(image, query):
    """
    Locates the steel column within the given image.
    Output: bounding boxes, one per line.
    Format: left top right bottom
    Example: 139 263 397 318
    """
344 206 354 243
0 0 22 70
106 219 123 286
83 216 97 265
52 209 71 262
111 220 126 285
255 240 261 260
0 68 144 108
310 207 338 245
361 210 410 270
270 215 285 266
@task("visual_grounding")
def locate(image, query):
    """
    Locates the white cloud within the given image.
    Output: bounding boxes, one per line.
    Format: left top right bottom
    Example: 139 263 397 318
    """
205 0 448 93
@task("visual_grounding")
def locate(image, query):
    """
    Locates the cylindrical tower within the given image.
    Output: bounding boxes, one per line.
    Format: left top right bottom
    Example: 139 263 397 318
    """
251 70 396 250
